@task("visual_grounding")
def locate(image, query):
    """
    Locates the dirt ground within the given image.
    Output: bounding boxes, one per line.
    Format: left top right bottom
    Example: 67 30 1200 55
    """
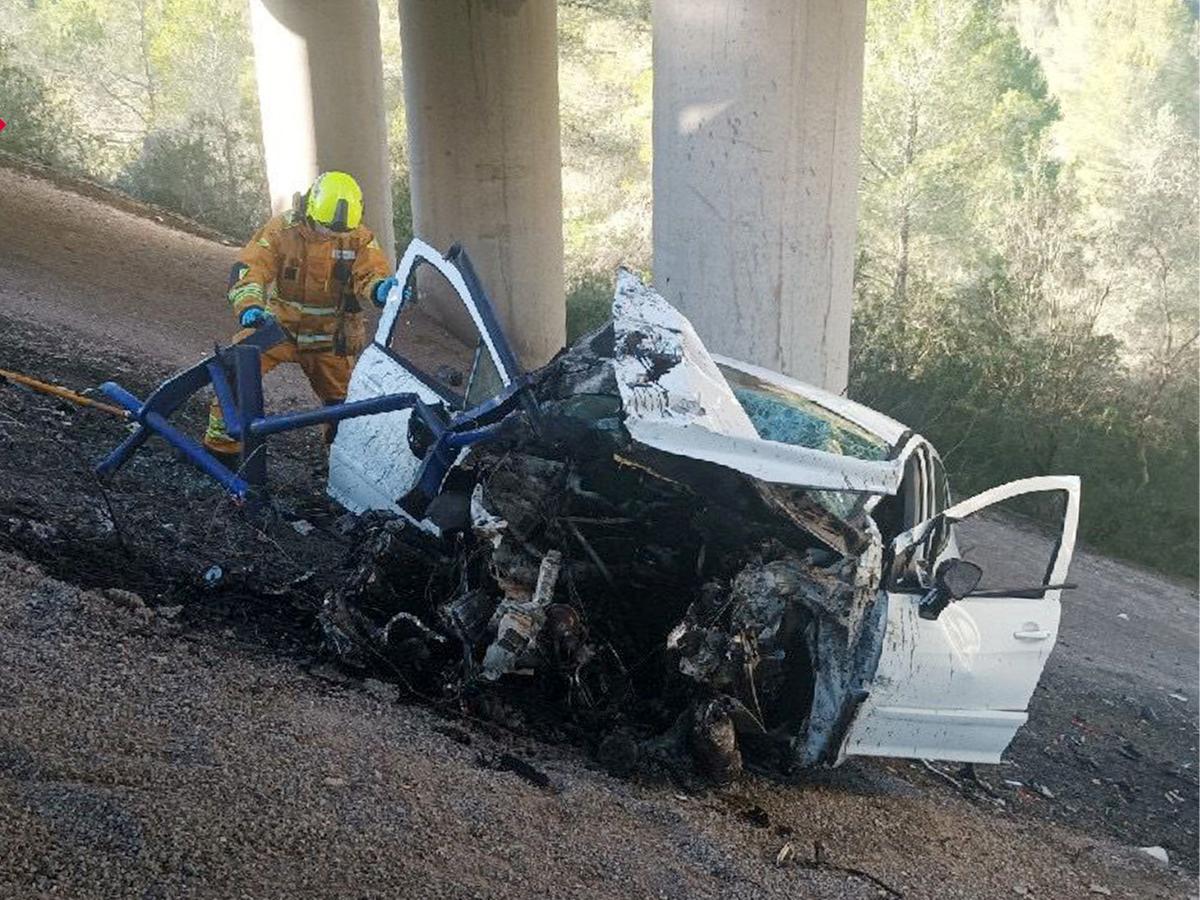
0 161 1196 898
3 548 1187 900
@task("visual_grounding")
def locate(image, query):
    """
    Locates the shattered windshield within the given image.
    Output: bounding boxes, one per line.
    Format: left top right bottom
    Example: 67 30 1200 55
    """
717 364 890 517
717 365 889 461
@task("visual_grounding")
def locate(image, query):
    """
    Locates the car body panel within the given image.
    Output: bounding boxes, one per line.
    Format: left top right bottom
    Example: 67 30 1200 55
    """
612 270 907 496
840 475 1081 763
327 345 443 515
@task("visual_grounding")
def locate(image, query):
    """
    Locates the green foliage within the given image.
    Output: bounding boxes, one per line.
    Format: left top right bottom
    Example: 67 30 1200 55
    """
859 0 1061 303
566 272 616 343
1 0 268 236
854 0 1199 577
116 113 267 237
853 277 1198 576
391 169 413 257
0 38 91 169
1014 0 1199 205
560 0 653 276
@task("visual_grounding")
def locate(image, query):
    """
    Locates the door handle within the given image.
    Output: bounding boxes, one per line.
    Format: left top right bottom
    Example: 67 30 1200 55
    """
1013 629 1050 641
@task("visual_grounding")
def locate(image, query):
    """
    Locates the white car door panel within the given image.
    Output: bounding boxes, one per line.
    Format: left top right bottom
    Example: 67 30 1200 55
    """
842 475 1080 764
327 344 445 515
845 707 1028 764
327 239 515 516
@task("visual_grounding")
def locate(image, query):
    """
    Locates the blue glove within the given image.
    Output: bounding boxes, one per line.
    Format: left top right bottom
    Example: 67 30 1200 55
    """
240 307 271 328
373 275 399 308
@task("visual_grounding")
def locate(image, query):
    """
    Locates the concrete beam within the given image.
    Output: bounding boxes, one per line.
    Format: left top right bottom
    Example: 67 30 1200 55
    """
652 0 867 392
399 0 565 369
249 0 396 264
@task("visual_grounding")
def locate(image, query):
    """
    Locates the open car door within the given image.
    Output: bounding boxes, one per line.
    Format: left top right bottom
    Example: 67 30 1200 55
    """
841 475 1081 764
328 239 520 516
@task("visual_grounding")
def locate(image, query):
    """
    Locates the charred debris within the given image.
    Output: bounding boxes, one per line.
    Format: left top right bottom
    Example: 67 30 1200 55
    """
320 321 884 783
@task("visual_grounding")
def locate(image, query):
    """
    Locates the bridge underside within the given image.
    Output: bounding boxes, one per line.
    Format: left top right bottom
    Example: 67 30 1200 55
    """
249 0 866 390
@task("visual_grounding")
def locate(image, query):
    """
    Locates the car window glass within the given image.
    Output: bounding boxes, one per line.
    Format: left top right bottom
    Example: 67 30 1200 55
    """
718 364 889 461
806 490 858 520
902 453 925 528
464 341 504 410
387 261 479 408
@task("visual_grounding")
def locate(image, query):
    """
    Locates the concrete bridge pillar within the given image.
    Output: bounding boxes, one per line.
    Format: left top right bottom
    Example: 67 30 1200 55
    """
248 0 396 264
398 0 565 369
652 0 868 392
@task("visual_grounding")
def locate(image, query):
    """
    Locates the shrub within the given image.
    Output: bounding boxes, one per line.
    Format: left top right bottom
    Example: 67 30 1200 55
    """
117 114 267 238
566 271 615 342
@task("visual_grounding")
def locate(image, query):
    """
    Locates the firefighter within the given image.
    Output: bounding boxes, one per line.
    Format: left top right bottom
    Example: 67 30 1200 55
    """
204 171 398 459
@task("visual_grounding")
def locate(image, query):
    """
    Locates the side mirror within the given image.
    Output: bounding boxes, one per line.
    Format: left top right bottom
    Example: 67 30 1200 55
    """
918 559 983 620
938 559 983 600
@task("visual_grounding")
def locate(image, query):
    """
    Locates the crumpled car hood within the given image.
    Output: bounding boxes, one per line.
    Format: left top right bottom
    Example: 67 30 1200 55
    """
612 271 905 496
317 263 900 780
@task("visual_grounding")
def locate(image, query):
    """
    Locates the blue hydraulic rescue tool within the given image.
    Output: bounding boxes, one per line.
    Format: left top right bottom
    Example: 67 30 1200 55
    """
96 244 532 513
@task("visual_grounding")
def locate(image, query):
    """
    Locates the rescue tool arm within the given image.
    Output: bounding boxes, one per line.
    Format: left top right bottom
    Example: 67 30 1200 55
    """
228 216 284 318
352 229 393 308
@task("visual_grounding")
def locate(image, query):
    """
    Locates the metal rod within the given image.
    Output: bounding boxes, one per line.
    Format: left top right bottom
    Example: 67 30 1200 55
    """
100 382 146 412
1 368 129 418
95 426 149 477
144 408 250 499
968 583 1078 599
98 363 504 505
205 360 241 439
234 344 267 501
445 420 508 449
99 382 249 497
249 391 425 436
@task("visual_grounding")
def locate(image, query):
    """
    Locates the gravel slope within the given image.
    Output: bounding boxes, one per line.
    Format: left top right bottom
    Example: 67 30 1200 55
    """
0 552 1189 900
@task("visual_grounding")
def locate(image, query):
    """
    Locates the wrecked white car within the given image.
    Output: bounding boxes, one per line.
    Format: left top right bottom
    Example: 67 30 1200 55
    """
320 239 1080 778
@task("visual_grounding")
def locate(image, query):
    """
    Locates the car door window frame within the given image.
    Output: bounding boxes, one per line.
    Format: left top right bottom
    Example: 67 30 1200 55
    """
378 340 467 410
374 239 520 410
889 475 1081 600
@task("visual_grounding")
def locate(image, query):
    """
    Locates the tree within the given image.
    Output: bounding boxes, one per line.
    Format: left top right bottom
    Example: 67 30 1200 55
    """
559 0 653 278
1013 0 1199 207
151 0 262 213
852 0 1199 576
10 0 167 172
1105 105 1200 487
854 0 1061 391
0 37 91 169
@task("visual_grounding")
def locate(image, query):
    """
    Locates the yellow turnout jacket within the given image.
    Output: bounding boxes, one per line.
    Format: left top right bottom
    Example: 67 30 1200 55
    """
227 209 391 355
